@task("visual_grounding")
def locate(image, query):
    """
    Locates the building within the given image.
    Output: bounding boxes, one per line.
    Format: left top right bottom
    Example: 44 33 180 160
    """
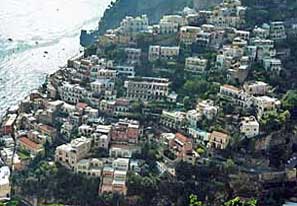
207 0 246 29
100 167 128 195
109 145 134 158
124 48 141 65
2 114 17 135
110 119 140 144
125 77 170 101
160 111 186 130
159 21 179 34
180 26 201 45
113 65 135 78
90 68 117 81
168 133 195 162
253 26 270 39
254 96 281 119
186 110 203 128
112 158 130 171
0 167 11 200
159 15 184 34
148 46 180 61
75 158 103 177
90 79 115 96
197 99 218 120
240 116 259 138
235 30 250 41
55 137 92 169
263 58 282 72
58 82 89 104
270 21 287 41
252 39 276 61
120 15 149 34
160 46 180 60
208 131 230 150
19 136 44 155
185 57 208 73
243 81 268 95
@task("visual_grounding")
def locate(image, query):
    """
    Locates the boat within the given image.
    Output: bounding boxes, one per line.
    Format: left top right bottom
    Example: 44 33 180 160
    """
7 38 13 42
44 51 48 54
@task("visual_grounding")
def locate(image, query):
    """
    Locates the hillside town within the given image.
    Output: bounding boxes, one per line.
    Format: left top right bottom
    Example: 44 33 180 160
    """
0 0 297 205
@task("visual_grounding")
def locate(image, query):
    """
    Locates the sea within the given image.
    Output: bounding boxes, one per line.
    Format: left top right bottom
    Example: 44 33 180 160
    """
0 0 110 118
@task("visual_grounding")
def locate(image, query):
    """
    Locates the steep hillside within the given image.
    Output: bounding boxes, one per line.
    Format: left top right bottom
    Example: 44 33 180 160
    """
80 0 193 47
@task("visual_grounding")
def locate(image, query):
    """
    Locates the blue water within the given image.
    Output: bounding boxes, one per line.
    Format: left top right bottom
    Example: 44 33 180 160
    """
0 0 110 118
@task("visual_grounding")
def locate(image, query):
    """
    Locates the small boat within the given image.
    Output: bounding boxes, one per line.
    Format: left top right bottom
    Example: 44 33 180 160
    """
8 38 13 42
44 51 48 54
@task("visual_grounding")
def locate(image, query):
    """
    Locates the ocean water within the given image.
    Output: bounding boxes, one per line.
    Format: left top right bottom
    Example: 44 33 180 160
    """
0 0 110 118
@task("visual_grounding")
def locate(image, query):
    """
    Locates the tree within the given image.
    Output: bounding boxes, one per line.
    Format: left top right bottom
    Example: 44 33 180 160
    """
224 197 257 206
282 90 297 119
260 110 290 131
189 194 203 206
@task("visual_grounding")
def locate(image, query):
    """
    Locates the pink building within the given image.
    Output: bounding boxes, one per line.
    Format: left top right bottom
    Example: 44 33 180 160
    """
169 133 193 159
110 119 140 144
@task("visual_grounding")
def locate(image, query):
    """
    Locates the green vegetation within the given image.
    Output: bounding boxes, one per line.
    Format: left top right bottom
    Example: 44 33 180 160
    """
13 162 111 206
260 110 290 132
282 90 297 119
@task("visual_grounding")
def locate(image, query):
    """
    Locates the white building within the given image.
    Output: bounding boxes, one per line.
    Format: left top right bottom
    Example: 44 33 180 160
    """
240 116 259 138
120 15 149 34
254 96 281 119
124 48 141 65
55 137 92 169
160 111 186 130
180 26 201 45
159 16 179 34
90 79 115 95
186 110 203 128
263 58 282 72
113 65 135 78
58 82 89 104
148 45 180 61
124 77 170 101
112 158 130 171
0 166 11 200
197 99 218 120
75 158 103 177
270 21 287 41
185 57 208 73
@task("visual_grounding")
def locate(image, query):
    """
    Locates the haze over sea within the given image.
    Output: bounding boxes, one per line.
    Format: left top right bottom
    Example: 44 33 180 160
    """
0 0 110 118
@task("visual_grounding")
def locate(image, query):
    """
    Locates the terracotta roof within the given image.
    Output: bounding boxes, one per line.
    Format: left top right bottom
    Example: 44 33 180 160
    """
175 133 190 143
19 137 41 150
76 102 88 109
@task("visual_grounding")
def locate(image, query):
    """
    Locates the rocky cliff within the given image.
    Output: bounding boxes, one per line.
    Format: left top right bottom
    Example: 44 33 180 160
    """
80 0 193 47
193 0 221 10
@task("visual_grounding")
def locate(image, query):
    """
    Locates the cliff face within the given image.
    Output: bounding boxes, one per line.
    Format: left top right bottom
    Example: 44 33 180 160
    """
80 0 224 47
81 0 192 47
193 0 221 10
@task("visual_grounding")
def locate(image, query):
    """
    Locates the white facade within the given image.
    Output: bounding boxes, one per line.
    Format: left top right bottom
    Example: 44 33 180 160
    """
75 158 103 177
270 21 287 41
58 82 89 104
55 137 92 169
120 15 149 34
263 58 282 72
185 57 208 73
0 166 10 200
240 116 259 138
